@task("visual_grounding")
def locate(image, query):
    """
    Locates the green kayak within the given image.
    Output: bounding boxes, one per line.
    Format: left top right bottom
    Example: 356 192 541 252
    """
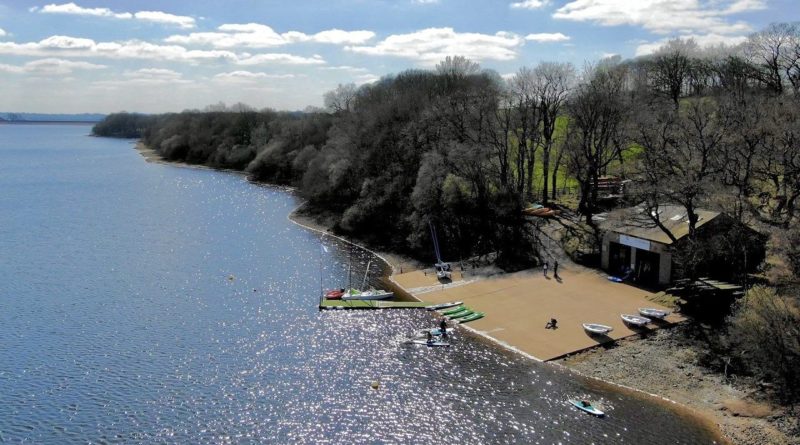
447 310 474 320
441 305 466 315
458 312 485 323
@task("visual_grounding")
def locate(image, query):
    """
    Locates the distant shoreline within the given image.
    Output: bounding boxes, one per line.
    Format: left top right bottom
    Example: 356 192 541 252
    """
0 120 99 125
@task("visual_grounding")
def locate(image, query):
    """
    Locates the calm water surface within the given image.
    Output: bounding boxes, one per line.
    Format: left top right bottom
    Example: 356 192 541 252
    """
0 124 720 444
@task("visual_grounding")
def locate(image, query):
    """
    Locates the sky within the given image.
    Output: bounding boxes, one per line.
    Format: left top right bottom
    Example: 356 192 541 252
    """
0 0 794 113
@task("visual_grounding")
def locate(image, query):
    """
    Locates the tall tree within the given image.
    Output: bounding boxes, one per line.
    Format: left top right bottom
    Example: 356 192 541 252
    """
565 62 631 224
534 62 574 204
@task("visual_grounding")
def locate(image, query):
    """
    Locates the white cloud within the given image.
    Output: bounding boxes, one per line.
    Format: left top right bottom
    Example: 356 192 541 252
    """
635 33 748 56
510 0 549 9
165 23 374 48
236 53 326 65
213 71 297 83
355 73 380 84
346 27 523 64
310 29 375 45
553 0 764 35
413 0 439 3
0 35 328 66
322 65 369 72
525 32 570 42
600 52 619 59
0 57 105 75
38 3 195 28
124 68 183 80
0 28 7 37
0 35 237 62
134 11 195 29
40 2 132 19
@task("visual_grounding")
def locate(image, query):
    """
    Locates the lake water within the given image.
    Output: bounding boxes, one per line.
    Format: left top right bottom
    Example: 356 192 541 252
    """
0 123 720 444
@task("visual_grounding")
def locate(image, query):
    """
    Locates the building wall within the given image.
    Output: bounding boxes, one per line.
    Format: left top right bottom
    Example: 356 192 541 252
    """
602 231 672 285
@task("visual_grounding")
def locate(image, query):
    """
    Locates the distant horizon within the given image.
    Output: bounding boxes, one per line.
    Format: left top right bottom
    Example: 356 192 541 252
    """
1 0 794 113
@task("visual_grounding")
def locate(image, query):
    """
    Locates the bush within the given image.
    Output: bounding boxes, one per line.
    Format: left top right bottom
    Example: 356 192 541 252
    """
726 286 800 402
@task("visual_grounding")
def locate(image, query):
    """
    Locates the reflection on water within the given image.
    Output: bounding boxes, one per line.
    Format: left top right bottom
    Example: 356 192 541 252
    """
0 124 718 443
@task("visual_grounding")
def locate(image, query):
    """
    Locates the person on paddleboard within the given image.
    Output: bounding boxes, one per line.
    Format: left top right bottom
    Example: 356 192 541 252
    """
426 331 434 344
439 318 448 338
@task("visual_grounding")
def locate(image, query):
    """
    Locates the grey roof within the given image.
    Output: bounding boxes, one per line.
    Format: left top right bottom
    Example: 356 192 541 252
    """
601 204 721 245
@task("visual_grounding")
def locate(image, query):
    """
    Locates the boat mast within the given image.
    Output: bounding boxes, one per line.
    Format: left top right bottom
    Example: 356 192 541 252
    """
361 260 372 290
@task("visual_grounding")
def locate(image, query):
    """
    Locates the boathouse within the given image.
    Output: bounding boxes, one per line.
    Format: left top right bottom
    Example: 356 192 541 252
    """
599 205 764 286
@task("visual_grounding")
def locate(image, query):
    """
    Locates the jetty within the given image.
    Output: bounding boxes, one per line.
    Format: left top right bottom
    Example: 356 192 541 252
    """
319 299 429 310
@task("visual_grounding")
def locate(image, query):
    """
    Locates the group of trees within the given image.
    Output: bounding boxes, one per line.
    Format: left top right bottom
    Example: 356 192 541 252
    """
93 22 800 275
94 21 800 400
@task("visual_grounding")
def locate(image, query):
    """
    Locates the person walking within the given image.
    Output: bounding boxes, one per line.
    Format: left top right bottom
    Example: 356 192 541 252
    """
553 260 559 279
543 261 549 277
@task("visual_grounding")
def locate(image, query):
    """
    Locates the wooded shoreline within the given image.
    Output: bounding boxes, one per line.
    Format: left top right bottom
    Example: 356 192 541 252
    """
132 140 796 445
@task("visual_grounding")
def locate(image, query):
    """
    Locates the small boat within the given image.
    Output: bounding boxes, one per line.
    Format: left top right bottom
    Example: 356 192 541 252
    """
568 399 605 417
435 262 452 280
412 339 450 347
324 289 344 300
441 305 466 315
621 314 651 326
446 310 474 320
583 323 613 335
430 224 452 280
607 276 623 283
638 308 669 319
341 288 394 300
457 312 485 324
426 301 463 311
416 327 455 337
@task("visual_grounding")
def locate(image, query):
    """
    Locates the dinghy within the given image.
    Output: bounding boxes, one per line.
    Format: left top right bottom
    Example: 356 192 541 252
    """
416 327 455 337
341 288 394 300
621 314 651 327
324 289 344 300
446 310 474 320
457 312 485 324
568 399 605 417
638 308 669 319
441 305 466 315
582 323 613 335
412 339 450 347
425 301 462 311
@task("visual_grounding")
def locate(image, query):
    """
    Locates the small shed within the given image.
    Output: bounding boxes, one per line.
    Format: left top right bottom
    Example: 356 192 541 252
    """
599 205 763 286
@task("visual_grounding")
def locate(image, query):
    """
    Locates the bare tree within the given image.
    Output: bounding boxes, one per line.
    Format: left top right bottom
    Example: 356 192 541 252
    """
745 22 800 94
649 38 700 108
533 62 575 204
323 83 358 113
508 67 542 199
565 62 631 224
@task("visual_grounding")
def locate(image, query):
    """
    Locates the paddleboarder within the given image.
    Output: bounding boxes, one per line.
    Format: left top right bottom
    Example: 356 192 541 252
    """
439 317 448 338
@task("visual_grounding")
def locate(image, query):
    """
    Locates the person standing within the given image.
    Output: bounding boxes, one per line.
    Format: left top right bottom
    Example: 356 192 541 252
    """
553 260 559 279
543 261 549 277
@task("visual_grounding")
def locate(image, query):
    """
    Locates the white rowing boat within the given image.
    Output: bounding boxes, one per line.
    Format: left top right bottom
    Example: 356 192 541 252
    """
621 314 651 326
582 323 613 335
638 308 669 319
425 301 462 311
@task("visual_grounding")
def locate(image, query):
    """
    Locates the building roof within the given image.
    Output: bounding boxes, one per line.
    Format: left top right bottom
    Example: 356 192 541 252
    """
599 204 721 245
